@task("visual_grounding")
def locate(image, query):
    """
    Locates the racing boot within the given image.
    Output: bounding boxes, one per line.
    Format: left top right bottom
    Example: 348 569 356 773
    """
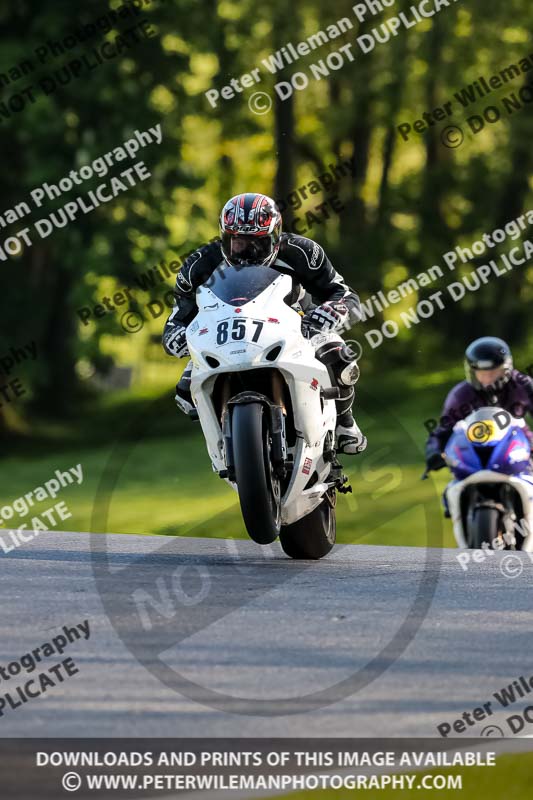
336 410 367 455
333 379 367 455
313 333 367 454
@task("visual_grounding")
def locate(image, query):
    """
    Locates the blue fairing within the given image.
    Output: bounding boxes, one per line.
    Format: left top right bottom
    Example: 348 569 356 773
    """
444 426 531 481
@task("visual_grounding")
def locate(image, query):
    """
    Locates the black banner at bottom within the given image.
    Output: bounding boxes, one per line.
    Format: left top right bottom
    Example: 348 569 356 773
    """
0 738 531 799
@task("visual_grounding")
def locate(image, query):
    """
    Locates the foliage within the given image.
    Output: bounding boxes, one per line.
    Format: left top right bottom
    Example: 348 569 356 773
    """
0 0 531 438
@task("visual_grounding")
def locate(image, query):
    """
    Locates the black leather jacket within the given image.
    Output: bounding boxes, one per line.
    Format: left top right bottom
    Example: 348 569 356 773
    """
163 233 361 354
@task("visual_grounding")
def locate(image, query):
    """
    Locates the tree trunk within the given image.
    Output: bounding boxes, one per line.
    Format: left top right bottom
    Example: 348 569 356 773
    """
272 0 298 228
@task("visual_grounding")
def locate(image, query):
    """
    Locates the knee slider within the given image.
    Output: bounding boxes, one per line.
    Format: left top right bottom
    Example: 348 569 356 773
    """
337 344 360 386
339 361 360 386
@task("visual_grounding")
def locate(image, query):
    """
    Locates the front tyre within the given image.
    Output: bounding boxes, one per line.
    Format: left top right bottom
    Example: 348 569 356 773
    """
279 497 336 560
468 505 500 549
232 402 281 545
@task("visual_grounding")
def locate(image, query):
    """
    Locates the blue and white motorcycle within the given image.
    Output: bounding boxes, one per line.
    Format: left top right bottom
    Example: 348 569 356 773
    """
443 407 533 551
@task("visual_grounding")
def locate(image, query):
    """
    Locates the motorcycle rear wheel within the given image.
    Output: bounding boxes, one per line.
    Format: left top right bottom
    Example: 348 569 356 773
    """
279 496 336 560
232 402 281 545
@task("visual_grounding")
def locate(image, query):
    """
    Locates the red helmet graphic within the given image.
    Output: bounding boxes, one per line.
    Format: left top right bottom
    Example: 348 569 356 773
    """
220 193 282 267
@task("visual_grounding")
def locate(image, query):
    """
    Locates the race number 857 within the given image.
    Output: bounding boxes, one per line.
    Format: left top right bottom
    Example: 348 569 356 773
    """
216 319 264 345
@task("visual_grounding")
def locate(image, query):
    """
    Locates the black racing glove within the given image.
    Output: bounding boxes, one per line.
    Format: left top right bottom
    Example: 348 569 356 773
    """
163 327 189 358
302 302 349 336
426 452 447 472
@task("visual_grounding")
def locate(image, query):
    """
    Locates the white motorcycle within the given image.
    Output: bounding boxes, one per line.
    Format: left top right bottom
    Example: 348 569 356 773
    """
186 263 354 559
443 407 533 551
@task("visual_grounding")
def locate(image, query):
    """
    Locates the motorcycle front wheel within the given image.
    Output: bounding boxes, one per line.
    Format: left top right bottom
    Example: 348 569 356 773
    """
232 402 281 545
468 505 500 549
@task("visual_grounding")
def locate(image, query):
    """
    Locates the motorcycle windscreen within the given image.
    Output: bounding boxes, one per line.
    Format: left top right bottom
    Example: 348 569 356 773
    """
206 264 281 306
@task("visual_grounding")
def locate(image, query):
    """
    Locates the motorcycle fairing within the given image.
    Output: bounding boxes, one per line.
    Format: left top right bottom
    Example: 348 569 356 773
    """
187 265 340 526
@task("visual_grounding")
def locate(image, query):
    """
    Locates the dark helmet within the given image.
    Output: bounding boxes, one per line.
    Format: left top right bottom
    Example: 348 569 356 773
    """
220 193 282 267
464 337 513 392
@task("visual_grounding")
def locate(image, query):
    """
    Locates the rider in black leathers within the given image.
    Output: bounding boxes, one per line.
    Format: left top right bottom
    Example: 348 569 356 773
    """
162 192 367 454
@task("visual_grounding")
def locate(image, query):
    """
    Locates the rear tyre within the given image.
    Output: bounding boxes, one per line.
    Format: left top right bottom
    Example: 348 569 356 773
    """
468 506 500 549
232 402 281 545
279 497 336 560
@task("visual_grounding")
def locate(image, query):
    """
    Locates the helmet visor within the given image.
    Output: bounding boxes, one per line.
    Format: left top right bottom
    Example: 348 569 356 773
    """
474 367 506 388
465 358 512 392
222 233 273 266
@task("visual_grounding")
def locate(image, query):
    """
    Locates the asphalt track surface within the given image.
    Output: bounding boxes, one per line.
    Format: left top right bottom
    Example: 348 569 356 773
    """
2 530 533 738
